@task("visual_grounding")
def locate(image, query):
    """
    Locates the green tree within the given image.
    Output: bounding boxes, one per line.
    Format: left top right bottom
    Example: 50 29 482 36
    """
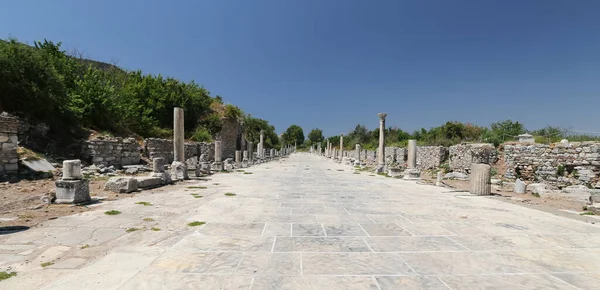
307 128 325 144
484 120 526 146
282 125 305 146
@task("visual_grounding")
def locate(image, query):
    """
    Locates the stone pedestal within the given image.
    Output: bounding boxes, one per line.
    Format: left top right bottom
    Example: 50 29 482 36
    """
436 171 443 186
152 157 165 173
403 168 421 180
388 168 402 177
470 163 492 196
55 179 90 204
63 160 82 180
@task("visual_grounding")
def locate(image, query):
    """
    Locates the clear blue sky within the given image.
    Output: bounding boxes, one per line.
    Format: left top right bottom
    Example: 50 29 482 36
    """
2 0 600 137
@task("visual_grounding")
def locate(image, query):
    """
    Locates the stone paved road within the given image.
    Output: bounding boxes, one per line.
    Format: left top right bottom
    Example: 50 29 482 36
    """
2 153 600 289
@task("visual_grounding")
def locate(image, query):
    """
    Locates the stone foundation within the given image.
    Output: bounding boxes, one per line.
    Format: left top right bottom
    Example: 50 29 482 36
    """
0 112 19 175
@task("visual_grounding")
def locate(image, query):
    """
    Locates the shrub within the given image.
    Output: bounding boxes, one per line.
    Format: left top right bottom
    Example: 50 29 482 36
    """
189 127 212 142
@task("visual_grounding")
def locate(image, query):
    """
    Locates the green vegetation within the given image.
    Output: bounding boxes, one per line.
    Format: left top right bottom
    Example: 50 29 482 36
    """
224 193 237 196
125 228 140 233
307 128 325 144
104 210 121 215
143 218 155 222
0 271 17 281
243 172 253 175
581 211 596 216
0 38 270 151
135 201 152 206
532 192 540 198
151 227 161 231
187 186 207 189
557 165 565 177
244 116 281 149
282 125 305 147
191 194 203 198
187 221 206 227
41 262 54 268
80 244 90 249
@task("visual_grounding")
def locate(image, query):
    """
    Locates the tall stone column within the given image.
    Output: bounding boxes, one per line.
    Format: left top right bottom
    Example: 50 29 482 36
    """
258 130 264 158
470 163 492 195
235 150 242 168
212 140 223 171
247 141 253 164
355 144 361 166
339 134 344 162
171 107 188 180
404 139 421 180
376 113 387 173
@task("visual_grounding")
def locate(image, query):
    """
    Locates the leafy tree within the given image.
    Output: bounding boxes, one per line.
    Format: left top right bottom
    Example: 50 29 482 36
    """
484 120 526 146
244 115 280 149
282 125 305 146
307 128 325 144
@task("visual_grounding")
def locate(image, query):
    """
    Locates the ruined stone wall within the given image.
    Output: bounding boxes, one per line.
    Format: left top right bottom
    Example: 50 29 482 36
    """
143 138 214 163
503 142 600 188
81 138 141 167
0 113 19 173
215 118 244 160
416 146 447 170
449 143 498 173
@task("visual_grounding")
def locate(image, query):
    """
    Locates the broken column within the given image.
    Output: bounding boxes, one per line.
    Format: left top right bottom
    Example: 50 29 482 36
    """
258 130 264 158
376 113 387 173
470 163 492 195
235 150 242 168
247 141 253 165
212 140 224 171
242 150 249 167
270 148 275 160
171 107 188 180
339 134 344 163
355 144 362 166
404 139 420 179
55 160 91 204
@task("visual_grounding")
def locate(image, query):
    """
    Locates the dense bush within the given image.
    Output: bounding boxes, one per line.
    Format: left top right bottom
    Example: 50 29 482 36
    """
0 38 225 139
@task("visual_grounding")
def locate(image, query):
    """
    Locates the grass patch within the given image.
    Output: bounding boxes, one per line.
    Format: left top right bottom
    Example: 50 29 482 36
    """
143 218 155 222
581 211 596 216
187 186 207 189
187 221 206 227
213 183 220 185
151 227 161 231
220 170 231 173
243 172 253 174
17 147 43 161
41 262 54 268
126 227 140 233
224 193 237 196
104 210 121 215
353 172 360 174
532 192 540 198
337 169 344 171
80 244 90 249
236 170 245 172
135 201 152 206
191 194 203 198
18 214 34 219
0 271 17 281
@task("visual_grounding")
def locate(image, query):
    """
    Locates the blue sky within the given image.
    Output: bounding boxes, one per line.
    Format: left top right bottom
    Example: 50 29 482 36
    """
2 0 600 137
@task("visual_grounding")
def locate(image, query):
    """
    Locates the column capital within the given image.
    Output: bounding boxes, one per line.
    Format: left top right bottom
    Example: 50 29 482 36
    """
377 113 387 120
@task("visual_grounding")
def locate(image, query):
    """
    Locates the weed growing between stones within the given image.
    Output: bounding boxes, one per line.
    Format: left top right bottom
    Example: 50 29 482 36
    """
104 210 121 215
224 193 237 196
532 192 540 198
80 244 90 249
126 228 140 233
581 211 596 216
583 205 588 211
0 271 17 281
151 227 161 231
191 194 203 198
135 201 152 206
243 172 253 174
41 262 54 267
337 169 344 171
237 170 245 172
187 186 207 189
143 218 155 222
213 183 220 185
187 221 206 227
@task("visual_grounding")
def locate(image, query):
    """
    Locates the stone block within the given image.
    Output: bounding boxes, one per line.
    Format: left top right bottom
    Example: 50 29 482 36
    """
137 176 163 189
4 163 18 172
403 168 421 180
55 179 91 204
62 160 82 180
104 177 138 193
170 161 188 180
0 134 8 143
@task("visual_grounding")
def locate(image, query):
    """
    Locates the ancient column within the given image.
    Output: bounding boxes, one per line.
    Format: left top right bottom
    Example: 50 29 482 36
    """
171 107 188 180
242 150 249 167
55 160 90 204
403 139 421 180
355 144 362 166
247 141 253 164
173 108 185 163
470 163 491 195
258 130 264 158
436 171 443 186
152 157 165 173
407 139 417 168
339 134 344 162
62 160 82 180
376 113 387 172
235 150 242 168
212 140 223 171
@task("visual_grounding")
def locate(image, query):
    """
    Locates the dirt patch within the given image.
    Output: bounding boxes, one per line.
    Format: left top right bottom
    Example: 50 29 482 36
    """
0 177 136 228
